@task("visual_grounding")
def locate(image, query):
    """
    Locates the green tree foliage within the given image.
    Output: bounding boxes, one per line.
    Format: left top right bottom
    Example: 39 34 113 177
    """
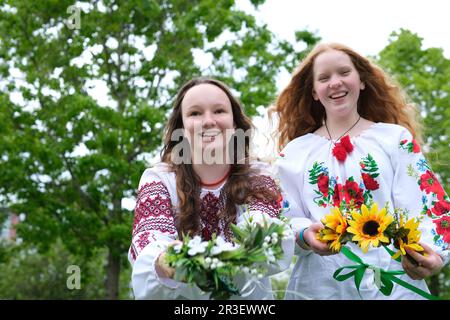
378 29 450 193
0 238 134 299
0 0 318 299
377 29 450 298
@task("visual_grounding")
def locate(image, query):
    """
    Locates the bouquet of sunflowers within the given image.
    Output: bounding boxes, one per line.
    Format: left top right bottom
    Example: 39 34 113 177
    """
317 201 424 259
164 214 291 300
316 201 438 299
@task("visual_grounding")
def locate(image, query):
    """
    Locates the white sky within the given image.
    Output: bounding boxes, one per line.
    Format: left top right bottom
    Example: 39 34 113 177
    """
239 0 450 59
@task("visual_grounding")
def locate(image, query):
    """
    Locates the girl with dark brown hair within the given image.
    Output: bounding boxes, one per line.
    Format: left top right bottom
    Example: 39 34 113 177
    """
273 43 448 299
129 78 294 299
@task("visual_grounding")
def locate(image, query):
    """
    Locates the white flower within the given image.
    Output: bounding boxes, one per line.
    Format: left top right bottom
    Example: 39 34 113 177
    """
210 236 239 255
262 243 269 249
242 267 250 273
264 236 271 243
187 236 208 256
266 248 276 263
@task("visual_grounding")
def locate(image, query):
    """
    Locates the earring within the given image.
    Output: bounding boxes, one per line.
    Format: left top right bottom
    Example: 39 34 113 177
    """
360 82 365 90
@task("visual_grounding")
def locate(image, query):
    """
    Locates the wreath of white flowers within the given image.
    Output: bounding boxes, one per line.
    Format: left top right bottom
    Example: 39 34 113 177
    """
165 213 291 299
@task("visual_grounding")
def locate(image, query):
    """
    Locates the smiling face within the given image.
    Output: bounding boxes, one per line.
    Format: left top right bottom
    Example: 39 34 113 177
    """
312 49 365 119
181 83 235 159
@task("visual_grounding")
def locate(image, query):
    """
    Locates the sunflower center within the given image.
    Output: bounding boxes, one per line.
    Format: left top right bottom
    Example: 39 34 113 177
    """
362 220 380 236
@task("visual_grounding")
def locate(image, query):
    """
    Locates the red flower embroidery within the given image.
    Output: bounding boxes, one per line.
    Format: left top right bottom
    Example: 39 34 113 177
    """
412 140 421 153
317 173 329 198
433 216 450 243
432 200 450 216
420 170 445 199
361 173 379 191
332 180 364 209
333 183 344 207
344 180 364 208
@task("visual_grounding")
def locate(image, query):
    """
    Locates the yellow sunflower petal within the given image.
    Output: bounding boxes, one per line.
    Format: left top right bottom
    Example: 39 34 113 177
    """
371 238 379 247
360 240 370 253
408 243 424 252
392 251 401 260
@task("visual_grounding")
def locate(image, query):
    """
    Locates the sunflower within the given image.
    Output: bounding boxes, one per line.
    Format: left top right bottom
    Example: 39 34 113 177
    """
347 203 394 253
392 214 424 260
317 207 348 252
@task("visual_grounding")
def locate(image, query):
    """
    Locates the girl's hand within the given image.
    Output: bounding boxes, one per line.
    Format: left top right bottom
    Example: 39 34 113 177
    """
303 222 337 256
402 242 444 280
155 240 183 279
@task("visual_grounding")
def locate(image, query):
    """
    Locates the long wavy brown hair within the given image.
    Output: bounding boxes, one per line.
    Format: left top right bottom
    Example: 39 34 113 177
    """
160 78 279 238
271 42 422 150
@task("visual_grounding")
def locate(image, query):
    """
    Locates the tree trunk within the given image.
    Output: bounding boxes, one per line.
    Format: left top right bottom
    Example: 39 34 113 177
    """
105 249 121 300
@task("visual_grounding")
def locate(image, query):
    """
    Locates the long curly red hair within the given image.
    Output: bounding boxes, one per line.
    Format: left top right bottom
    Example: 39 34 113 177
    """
271 43 422 150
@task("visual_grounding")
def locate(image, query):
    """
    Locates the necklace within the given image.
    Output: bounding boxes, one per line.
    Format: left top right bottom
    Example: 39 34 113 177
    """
200 168 231 187
325 115 361 143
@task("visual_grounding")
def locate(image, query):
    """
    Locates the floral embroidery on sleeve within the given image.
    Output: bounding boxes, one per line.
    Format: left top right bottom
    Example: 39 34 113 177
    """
131 181 177 260
401 150 450 247
399 139 421 153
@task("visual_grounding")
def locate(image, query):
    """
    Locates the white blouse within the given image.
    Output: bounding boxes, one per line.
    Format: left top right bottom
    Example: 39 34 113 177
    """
276 122 449 300
128 161 294 300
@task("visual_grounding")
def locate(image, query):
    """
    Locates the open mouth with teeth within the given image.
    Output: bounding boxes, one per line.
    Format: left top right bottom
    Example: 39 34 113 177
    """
201 131 221 137
201 131 222 142
329 92 348 99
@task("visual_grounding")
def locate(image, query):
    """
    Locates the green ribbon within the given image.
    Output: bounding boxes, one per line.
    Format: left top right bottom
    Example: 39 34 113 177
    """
333 246 440 300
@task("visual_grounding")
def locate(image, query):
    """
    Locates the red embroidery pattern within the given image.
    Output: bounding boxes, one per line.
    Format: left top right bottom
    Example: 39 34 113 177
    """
200 192 222 241
133 181 176 236
131 181 177 260
248 175 281 218
130 175 283 260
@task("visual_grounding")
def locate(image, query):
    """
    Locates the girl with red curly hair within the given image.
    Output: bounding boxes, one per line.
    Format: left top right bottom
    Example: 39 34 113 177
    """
273 43 449 299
